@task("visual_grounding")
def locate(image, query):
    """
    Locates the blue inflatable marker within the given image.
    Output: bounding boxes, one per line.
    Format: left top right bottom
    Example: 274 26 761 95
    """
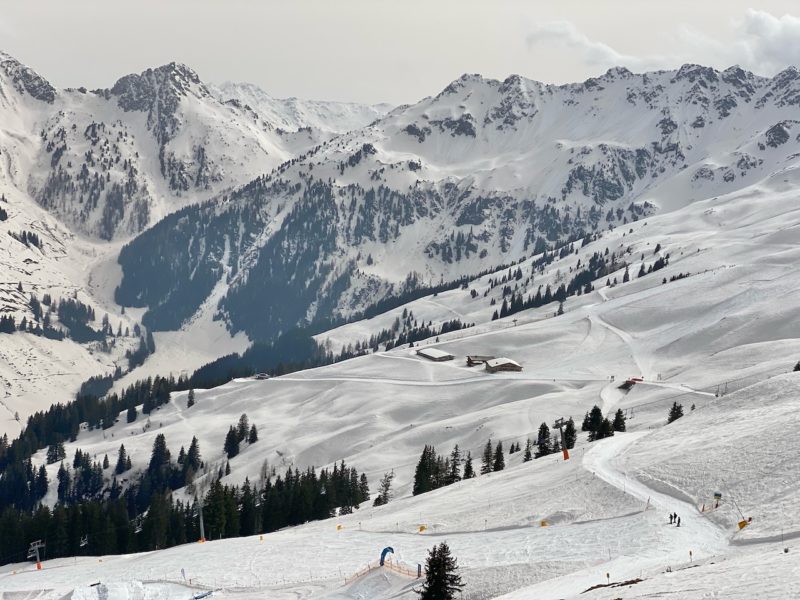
380 547 394 566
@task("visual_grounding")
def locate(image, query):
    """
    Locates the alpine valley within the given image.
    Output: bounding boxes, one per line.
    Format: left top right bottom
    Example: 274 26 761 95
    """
1 49 800 599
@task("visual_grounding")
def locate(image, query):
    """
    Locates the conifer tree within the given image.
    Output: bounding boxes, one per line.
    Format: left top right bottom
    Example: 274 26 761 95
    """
224 426 240 458
563 417 576 449
462 452 474 479
415 542 464 599
115 444 128 474
236 414 249 442
413 445 436 496
667 402 684 424
598 417 615 439
523 438 533 462
447 445 461 484
587 405 604 441
102 454 109 470
359 473 370 500
57 461 70 502
187 389 195 408
248 424 258 444
535 423 552 457
612 409 626 432
492 441 505 471
480 439 493 474
374 471 394 506
127 405 137 423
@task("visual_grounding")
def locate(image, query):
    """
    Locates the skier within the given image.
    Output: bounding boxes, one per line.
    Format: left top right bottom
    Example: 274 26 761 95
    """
669 514 674 525
677 516 681 527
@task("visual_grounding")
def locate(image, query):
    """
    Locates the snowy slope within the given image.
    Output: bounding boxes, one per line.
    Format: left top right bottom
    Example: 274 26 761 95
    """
8 161 800 597
212 81 391 135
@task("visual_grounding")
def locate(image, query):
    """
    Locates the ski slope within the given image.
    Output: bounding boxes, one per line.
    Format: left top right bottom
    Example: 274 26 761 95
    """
2 164 799 597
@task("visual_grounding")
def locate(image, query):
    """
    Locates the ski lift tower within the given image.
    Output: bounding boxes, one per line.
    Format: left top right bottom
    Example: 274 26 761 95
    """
27 539 45 570
553 418 570 461
196 496 206 543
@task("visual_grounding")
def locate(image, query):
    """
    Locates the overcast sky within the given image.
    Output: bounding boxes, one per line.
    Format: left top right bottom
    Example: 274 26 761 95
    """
2 1 799 105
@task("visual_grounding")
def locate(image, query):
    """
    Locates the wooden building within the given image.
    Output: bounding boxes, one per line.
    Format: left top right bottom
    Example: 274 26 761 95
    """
466 355 495 366
416 347 455 362
485 357 522 373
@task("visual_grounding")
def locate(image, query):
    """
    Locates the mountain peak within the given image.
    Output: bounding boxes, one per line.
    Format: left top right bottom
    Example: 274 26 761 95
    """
110 60 208 112
0 50 56 104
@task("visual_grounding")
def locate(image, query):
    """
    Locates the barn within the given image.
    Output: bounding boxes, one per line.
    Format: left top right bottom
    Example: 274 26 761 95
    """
416 347 455 362
485 357 522 373
466 355 495 366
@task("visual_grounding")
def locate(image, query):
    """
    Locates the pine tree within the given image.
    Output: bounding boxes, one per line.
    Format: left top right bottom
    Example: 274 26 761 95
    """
236 414 249 442
564 417 577 449
415 542 464 599
225 461 231 476
523 438 532 462
612 409 626 432
535 423 552 458
248 424 258 444
187 389 195 408
462 452 474 479
667 402 684 424
447 445 462 484
102 454 109 469
115 444 128 474
359 473 370 501
492 441 505 471
587 405 604 441
413 445 436 496
597 417 615 440
57 462 71 502
581 411 591 431
480 439 493 474
374 471 394 506
127 405 137 423
224 426 240 458
187 436 201 471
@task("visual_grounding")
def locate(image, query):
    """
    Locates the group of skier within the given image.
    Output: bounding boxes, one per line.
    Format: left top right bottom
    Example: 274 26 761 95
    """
668 512 681 527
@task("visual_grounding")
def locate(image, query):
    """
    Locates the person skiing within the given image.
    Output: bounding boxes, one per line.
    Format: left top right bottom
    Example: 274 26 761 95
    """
669 514 674 525
677 516 681 527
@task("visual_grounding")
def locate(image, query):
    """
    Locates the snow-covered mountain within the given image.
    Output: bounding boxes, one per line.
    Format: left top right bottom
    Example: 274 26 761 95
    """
116 64 800 341
0 52 389 434
0 52 391 240
211 81 392 135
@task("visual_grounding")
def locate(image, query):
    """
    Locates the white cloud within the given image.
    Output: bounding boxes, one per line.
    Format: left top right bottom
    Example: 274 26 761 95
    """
526 10 800 77
736 9 800 72
526 20 673 72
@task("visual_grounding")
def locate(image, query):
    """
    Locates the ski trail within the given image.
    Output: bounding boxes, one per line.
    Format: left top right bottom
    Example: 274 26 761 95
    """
583 432 729 560
589 312 652 379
